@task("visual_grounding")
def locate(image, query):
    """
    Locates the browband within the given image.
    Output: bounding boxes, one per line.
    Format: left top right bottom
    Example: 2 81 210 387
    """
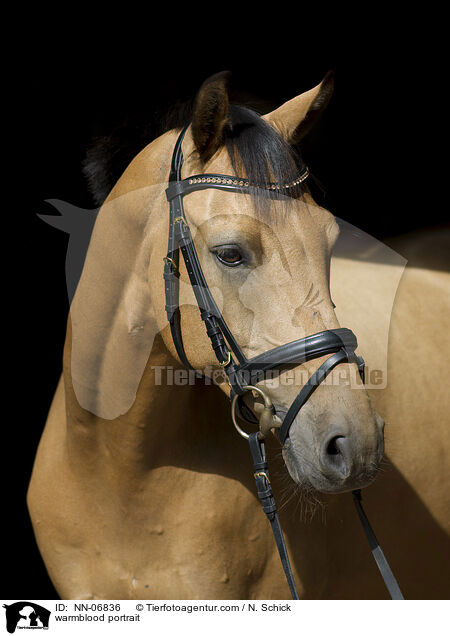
166 169 309 202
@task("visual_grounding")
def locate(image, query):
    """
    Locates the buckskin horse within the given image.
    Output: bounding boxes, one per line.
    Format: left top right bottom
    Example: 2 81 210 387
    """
28 72 450 599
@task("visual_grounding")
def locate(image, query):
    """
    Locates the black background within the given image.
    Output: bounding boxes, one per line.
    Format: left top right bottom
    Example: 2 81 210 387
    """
6 16 446 601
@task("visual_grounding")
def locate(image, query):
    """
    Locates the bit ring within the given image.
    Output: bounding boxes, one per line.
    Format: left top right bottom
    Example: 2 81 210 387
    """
231 385 273 439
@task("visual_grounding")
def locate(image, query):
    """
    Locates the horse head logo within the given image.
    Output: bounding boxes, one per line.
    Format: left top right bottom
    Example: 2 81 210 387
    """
3 602 51 634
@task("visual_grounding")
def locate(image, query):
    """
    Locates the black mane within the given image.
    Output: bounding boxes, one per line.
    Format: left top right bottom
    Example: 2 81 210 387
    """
225 105 305 211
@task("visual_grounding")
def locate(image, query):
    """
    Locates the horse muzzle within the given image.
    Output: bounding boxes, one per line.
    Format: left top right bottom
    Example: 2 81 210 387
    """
282 410 385 493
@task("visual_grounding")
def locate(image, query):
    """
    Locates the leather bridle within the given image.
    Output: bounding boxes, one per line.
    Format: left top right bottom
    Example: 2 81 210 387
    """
164 125 404 600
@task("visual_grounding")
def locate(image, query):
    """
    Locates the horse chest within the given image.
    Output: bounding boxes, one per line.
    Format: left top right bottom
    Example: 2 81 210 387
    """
105 469 278 599
52 463 280 599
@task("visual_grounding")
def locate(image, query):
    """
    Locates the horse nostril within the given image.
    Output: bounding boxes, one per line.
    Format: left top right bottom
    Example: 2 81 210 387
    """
320 433 351 478
326 435 344 456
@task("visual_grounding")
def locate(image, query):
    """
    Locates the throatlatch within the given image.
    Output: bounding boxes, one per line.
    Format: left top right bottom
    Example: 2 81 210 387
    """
164 125 404 600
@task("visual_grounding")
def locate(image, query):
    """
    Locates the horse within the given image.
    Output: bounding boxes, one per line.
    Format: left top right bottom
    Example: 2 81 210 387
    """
28 71 450 600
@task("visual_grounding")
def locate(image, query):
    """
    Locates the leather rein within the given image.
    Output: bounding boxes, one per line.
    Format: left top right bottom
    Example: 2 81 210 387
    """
163 126 404 600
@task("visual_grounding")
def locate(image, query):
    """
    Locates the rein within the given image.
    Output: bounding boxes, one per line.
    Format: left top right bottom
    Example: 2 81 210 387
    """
164 126 404 600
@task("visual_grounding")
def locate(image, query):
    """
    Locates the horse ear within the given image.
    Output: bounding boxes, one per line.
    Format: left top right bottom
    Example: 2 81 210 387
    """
191 71 231 162
262 71 334 144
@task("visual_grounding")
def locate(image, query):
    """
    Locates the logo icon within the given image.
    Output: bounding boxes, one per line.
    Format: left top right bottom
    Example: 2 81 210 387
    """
2 602 51 634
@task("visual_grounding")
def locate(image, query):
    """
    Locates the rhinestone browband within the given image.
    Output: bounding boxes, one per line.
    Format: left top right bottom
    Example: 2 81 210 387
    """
188 169 309 190
166 167 310 202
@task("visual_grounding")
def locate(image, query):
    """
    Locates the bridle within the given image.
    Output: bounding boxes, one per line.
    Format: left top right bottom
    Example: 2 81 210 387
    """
164 125 404 599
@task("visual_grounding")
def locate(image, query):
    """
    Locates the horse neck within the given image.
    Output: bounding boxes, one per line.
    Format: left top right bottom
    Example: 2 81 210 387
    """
63 324 236 481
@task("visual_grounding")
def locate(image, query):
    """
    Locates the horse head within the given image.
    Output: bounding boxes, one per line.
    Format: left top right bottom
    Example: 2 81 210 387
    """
146 72 385 494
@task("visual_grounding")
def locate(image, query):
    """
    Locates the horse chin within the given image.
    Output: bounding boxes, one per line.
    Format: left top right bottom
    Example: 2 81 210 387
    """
282 440 381 494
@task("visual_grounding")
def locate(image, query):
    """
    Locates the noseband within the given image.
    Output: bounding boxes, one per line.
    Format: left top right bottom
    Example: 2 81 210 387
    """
164 126 403 600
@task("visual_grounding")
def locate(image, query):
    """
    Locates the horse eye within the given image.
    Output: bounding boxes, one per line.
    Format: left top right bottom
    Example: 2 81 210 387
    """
214 247 244 267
